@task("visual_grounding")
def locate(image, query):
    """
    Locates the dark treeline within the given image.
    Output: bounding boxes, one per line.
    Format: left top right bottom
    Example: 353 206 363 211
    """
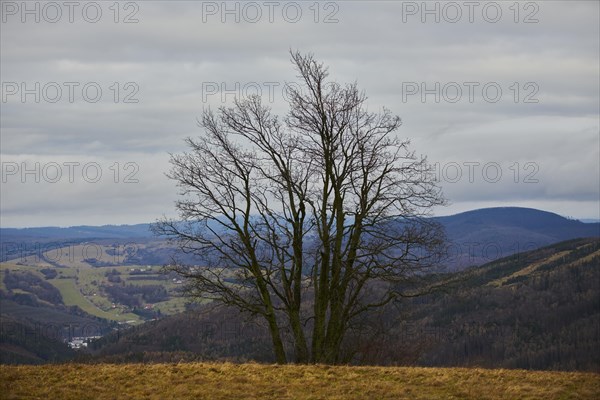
102 283 169 307
3 270 63 305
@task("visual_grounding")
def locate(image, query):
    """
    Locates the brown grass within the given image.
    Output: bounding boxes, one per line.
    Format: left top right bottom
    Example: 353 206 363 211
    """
1 362 598 399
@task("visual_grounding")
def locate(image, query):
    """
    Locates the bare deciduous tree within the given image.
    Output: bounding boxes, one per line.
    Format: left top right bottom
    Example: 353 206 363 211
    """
154 51 447 364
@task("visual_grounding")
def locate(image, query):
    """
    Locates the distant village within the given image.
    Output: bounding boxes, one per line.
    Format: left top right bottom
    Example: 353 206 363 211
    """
67 335 102 350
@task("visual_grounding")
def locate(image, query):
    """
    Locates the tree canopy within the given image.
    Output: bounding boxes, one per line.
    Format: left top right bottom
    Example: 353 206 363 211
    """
154 51 447 364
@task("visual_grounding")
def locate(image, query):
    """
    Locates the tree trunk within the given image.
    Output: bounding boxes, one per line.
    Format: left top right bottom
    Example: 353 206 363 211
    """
265 312 287 364
289 310 309 363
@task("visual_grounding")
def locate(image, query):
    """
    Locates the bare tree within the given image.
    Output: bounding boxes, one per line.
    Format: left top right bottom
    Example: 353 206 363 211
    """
154 51 447 364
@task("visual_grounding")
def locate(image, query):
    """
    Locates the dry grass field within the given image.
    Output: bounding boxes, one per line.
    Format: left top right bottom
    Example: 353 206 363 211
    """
1 362 599 399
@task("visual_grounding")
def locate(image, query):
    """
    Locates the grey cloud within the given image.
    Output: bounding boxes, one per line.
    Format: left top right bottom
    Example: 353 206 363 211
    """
1 0 598 227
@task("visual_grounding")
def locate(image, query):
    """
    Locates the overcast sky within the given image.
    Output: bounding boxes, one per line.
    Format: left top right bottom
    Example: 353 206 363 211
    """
1 0 598 228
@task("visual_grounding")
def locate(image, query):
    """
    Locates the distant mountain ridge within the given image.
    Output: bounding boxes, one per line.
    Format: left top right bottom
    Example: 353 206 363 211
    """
1 207 598 268
0 224 154 240
437 207 599 235
435 207 600 268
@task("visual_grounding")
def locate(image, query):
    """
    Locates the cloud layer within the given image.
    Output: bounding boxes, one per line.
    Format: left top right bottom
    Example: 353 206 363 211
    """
1 1 598 227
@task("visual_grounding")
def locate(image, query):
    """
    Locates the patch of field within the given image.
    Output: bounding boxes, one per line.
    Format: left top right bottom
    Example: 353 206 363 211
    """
1 262 45 277
48 278 140 323
566 249 600 267
489 251 570 287
152 296 188 315
1 363 598 400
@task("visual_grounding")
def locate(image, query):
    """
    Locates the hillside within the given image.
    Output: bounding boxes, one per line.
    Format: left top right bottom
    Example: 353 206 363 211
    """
0 315 78 365
88 304 273 364
0 292 115 363
1 363 599 400
88 238 600 371
398 237 600 370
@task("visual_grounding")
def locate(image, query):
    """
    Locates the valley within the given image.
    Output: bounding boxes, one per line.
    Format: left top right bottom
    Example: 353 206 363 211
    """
1 207 598 369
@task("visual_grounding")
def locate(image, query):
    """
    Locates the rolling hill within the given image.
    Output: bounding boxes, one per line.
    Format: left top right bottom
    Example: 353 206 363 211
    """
436 207 600 268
